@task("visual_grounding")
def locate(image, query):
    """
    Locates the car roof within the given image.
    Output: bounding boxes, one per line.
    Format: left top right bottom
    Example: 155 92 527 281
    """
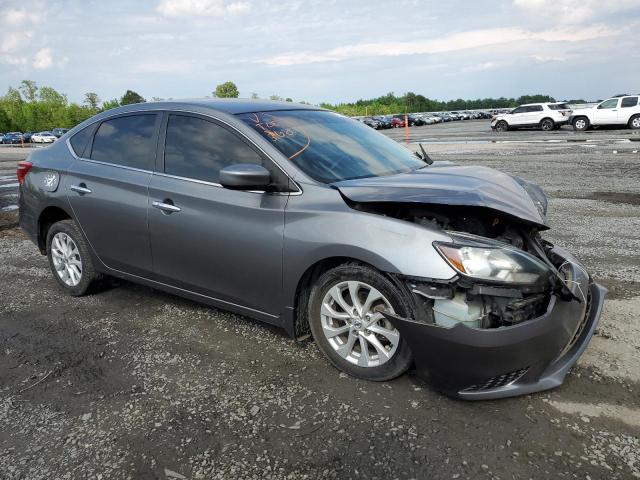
101 98 322 116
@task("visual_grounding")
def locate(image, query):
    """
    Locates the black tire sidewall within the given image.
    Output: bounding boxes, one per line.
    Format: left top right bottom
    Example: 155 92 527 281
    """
496 121 508 131
46 219 98 296
308 263 414 381
573 117 589 131
541 119 554 130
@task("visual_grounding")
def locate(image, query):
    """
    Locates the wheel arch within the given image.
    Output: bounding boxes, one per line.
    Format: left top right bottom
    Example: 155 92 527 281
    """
37 205 72 254
289 255 412 341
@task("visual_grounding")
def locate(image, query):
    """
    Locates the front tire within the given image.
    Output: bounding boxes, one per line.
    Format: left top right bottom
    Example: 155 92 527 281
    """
46 219 101 296
629 115 640 130
573 116 589 131
308 263 414 381
495 120 509 132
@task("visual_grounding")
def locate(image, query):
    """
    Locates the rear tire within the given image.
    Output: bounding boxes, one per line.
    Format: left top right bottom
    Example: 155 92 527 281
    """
46 219 101 296
540 118 554 131
573 116 589 131
628 115 640 130
308 263 414 381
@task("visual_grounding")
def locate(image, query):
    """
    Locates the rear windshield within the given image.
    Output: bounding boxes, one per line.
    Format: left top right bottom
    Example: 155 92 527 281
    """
548 103 571 110
237 110 425 183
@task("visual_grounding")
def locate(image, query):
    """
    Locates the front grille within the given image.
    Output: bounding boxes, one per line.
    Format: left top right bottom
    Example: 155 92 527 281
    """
461 367 529 392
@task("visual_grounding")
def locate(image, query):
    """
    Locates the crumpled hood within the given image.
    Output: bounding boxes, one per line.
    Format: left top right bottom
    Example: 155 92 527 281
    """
333 164 548 227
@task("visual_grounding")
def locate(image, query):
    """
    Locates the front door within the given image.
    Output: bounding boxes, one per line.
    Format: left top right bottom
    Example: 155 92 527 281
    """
593 98 620 125
65 113 160 276
148 113 288 316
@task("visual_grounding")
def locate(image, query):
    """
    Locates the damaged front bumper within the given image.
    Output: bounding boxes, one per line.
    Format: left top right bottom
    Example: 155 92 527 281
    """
384 247 606 400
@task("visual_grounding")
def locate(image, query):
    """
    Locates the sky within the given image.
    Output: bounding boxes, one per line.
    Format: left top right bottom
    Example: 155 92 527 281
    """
1 0 639 105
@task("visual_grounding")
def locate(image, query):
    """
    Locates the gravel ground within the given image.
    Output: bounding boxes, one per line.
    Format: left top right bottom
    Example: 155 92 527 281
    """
1 121 639 479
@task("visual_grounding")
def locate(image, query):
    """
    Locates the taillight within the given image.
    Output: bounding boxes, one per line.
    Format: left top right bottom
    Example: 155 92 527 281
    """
17 161 33 185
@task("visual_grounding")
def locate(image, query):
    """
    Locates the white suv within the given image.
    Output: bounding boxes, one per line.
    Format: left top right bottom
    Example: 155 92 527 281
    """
570 95 640 131
491 103 572 132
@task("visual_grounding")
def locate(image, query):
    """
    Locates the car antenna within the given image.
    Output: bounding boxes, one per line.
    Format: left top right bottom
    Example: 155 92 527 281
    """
419 143 433 165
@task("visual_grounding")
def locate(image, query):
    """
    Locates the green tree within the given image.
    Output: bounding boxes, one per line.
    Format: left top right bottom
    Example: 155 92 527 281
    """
120 90 145 105
19 80 38 103
214 81 239 98
250 92 259 99
84 92 101 110
101 98 121 111
269 94 283 101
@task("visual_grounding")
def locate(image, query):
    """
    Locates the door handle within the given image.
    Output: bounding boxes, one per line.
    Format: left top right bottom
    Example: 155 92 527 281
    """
69 184 92 194
152 200 181 213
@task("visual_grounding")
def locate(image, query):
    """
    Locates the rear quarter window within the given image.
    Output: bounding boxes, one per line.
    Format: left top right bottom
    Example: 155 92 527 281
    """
69 124 98 158
547 103 570 110
621 97 638 108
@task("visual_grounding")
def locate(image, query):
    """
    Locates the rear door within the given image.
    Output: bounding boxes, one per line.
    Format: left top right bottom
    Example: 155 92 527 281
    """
593 98 620 125
620 96 639 124
147 112 289 317
65 113 160 276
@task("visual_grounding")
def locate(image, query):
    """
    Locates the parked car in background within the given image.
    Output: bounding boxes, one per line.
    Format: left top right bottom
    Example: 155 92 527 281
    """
570 95 640 131
491 103 572 132
2 132 24 144
362 117 380 129
391 115 407 128
31 131 57 143
51 128 70 138
18 99 605 400
373 116 392 129
23 131 33 143
407 114 425 126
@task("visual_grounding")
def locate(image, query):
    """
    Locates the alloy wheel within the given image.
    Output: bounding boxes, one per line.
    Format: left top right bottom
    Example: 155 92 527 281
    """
320 281 399 367
632 117 640 129
575 119 587 130
541 119 553 131
51 232 83 287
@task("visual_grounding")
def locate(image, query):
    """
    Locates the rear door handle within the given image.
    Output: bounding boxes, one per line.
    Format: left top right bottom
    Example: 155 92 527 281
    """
152 200 181 213
69 184 92 194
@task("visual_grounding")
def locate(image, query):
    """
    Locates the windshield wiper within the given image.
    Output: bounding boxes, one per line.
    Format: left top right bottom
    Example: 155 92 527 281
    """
414 143 434 166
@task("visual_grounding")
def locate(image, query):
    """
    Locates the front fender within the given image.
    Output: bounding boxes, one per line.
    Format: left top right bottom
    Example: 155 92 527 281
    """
282 184 456 309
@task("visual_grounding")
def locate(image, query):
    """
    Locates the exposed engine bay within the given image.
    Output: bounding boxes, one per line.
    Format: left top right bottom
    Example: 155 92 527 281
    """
348 201 576 330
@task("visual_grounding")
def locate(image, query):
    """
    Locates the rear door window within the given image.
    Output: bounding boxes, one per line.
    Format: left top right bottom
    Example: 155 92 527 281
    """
528 105 543 112
90 114 158 170
621 97 638 108
163 114 262 184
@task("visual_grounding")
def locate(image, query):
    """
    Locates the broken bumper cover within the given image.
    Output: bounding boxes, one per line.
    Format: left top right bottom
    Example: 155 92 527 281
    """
384 247 606 400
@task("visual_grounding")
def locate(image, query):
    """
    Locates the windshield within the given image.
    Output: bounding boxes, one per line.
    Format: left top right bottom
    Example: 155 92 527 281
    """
238 110 424 183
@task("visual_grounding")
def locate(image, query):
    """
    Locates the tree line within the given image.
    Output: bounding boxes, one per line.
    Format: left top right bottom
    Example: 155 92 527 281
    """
0 79 584 132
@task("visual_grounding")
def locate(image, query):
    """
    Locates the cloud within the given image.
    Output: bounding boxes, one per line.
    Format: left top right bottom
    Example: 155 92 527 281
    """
33 48 53 69
5 8 41 25
513 0 640 24
262 25 616 66
156 0 250 17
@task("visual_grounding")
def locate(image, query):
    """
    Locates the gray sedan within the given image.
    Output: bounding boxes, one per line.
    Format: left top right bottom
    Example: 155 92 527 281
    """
17 99 605 399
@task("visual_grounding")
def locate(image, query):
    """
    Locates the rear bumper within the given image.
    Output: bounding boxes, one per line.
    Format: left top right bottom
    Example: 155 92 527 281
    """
384 247 606 400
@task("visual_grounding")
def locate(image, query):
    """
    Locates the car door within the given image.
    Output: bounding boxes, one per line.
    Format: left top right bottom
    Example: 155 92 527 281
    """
593 98 620 125
619 96 639 124
147 112 289 317
65 113 160 276
508 106 527 126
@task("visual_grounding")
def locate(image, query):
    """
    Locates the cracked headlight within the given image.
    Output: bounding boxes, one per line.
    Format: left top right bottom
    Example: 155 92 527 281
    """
434 241 550 285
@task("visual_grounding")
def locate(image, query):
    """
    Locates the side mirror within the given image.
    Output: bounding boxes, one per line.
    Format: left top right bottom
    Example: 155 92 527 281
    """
219 163 272 190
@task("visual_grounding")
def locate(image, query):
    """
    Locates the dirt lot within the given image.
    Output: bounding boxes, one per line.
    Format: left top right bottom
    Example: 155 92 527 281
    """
1 121 639 479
